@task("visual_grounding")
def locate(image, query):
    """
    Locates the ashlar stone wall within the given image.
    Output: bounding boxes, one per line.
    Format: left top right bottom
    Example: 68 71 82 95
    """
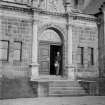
72 18 98 80
0 11 32 79
0 8 34 99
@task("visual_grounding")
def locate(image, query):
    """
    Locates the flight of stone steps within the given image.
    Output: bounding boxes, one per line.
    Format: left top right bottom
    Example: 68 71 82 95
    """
49 80 88 96
32 75 63 81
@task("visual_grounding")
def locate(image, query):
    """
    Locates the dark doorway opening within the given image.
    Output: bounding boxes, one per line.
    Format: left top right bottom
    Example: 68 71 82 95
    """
50 45 62 75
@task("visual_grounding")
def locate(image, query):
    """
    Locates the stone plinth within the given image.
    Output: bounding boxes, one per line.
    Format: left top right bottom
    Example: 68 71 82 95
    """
30 81 49 97
0 77 2 99
65 65 77 80
30 63 39 80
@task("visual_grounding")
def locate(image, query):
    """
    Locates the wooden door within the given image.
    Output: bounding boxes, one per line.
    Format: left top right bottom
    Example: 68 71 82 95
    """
39 43 50 75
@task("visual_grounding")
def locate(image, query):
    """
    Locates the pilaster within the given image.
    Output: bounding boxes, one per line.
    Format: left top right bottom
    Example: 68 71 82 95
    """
66 24 76 80
30 20 39 80
63 0 76 80
99 2 105 78
0 10 2 79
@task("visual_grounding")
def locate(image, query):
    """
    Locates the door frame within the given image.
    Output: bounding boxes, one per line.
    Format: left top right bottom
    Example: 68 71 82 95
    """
38 41 63 76
50 44 63 75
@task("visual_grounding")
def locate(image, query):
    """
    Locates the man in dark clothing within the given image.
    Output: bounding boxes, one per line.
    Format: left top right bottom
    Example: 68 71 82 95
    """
54 52 61 75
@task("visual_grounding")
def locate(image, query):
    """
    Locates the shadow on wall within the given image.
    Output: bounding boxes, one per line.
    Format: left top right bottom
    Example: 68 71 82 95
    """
0 76 36 99
99 77 105 96
79 81 98 96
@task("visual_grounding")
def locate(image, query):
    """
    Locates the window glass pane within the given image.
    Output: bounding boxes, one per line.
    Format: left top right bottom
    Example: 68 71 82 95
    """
0 40 9 61
14 50 21 61
91 48 94 65
14 41 22 61
0 41 8 48
88 47 94 65
81 47 84 65
88 47 91 64
14 42 21 50
75 0 78 5
0 49 8 60
77 47 81 64
77 47 84 65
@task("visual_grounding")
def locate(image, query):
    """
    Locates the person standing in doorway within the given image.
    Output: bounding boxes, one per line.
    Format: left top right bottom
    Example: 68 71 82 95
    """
54 52 61 75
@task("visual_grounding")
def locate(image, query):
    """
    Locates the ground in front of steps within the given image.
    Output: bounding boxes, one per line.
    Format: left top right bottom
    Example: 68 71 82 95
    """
1 96 105 105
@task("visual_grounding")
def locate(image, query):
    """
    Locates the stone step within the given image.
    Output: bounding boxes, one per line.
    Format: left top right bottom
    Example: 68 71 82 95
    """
49 87 85 92
49 81 82 87
49 93 86 96
49 90 86 95
35 76 62 81
49 80 87 96
49 86 84 90
49 90 86 96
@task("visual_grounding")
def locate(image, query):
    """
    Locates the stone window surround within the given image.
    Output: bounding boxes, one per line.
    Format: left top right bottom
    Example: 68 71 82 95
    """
78 46 84 65
13 41 22 62
0 40 9 61
0 40 23 62
88 47 94 66
77 46 95 67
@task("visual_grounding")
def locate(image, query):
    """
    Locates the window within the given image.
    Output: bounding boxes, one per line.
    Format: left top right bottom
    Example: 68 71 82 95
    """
78 47 84 65
88 47 94 65
0 40 9 61
75 0 78 5
14 41 22 61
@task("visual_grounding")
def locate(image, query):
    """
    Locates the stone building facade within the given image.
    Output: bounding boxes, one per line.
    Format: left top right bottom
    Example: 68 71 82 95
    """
96 3 105 96
0 0 101 99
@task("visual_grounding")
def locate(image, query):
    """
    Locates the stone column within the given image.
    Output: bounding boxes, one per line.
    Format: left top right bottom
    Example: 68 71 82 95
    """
64 1 76 80
0 10 2 99
66 24 76 80
0 10 2 79
30 21 39 80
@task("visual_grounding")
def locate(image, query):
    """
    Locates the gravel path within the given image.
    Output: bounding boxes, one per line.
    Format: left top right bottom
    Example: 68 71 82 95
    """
1 96 105 105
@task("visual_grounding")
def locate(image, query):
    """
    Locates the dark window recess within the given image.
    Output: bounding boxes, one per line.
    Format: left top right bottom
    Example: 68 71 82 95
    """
78 47 84 65
81 47 84 65
75 0 78 5
0 40 9 61
90 48 94 65
14 41 22 61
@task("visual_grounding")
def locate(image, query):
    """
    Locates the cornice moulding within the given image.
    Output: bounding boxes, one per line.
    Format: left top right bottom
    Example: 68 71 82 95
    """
0 1 96 22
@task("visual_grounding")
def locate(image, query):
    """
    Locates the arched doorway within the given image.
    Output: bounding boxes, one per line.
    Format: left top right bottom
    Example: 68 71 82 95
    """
38 29 63 76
